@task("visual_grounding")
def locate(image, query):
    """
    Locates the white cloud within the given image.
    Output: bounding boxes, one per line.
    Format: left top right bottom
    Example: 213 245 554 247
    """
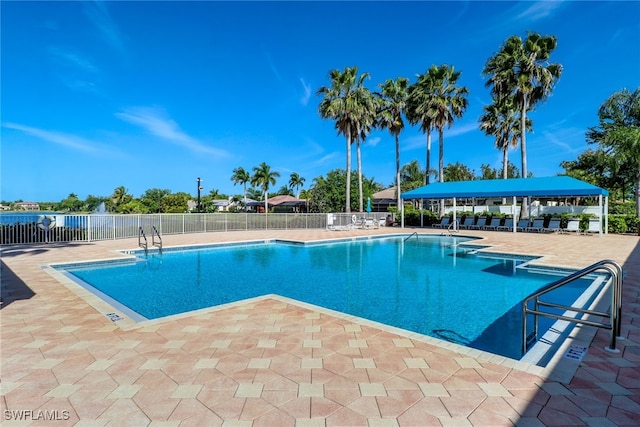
516 1 565 21
2 122 116 156
116 106 229 157
262 49 282 82
299 78 312 106
367 136 381 147
83 1 126 55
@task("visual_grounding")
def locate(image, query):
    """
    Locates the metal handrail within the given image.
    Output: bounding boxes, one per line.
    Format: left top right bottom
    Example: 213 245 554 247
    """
522 259 623 355
446 220 459 235
152 225 163 254
138 227 148 256
404 232 418 242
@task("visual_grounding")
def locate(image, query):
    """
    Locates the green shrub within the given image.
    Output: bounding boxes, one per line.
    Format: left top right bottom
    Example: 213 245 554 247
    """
625 215 639 234
607 215 628 234
403 208 439 226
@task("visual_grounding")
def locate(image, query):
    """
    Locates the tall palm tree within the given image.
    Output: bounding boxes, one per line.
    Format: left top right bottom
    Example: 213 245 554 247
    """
251 162 280 213
317 66 373 213
483 32 562 181
288 172 305 199
479 95 531 179
351 91 378 212
428 65 469 185
377 77 409 210
231 167 251 211
407 71 437 185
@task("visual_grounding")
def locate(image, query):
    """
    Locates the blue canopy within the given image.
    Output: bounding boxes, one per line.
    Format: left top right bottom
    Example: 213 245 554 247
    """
401 176 608 200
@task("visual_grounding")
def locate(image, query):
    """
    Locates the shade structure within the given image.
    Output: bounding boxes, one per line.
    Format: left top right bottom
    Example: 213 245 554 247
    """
401 176 608 200
399 176 609 236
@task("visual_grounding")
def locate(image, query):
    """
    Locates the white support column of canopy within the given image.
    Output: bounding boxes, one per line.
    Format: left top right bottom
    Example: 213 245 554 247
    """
453 198 457 231
512 196 517 233
598 194 603 237
605 195 609 235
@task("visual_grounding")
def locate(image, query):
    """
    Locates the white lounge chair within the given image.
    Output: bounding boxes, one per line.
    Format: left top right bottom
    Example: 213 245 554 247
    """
585 219 601 234
562 219 580 234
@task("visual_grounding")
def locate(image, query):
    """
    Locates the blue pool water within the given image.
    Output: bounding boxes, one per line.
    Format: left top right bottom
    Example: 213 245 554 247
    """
60 235 602 360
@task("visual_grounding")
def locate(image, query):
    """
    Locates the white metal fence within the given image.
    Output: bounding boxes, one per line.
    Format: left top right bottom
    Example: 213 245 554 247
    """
0 213 328 245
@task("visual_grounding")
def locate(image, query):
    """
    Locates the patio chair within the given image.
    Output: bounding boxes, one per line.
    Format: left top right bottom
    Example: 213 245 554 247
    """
562 219 580 234
469 216 487 230
483 217 502 230
543 218 562 233
459 216 476 229
585 219 601 235
497 218 514 231
526 218 545 232
433 216 451 228
516 219 531 232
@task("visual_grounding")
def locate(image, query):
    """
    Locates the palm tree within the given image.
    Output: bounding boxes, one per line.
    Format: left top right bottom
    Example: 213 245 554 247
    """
407 71 437 185
351 91 378 212
251 162 280 213
288 172 305 198
231 167 251 211
479 95 531 180
483 32 562 181
111 186 130 211
587 88 640 216
317 66 373 213
428 65 469 184
377 77 409 210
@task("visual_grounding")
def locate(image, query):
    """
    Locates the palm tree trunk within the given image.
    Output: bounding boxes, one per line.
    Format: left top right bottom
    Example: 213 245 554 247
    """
438 127 445 215
357 140 363 213
425 129 432 185
345 129 352 213
520 98 529 220
264 190 268 214
243 183 247 212
502 145 508 205
395 134 401 210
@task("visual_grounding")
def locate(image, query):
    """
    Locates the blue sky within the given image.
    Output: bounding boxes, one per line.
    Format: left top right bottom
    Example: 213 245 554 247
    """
2 1 638 202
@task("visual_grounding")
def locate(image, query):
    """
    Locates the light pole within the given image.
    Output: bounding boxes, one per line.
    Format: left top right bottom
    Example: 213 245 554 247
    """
196 177 203 212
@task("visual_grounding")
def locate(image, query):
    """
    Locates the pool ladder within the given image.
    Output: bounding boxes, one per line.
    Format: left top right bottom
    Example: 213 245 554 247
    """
138 227 148 256
522 259 623 356
404 232 418 242
152 225 163 254
138 226 163 256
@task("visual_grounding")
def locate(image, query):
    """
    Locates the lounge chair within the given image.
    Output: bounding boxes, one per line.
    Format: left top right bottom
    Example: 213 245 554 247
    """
497 218 514 231
459 217 476 229
483 217 502 230
433 216 451 228
562 219 580 234
526 218 545 232
470 216 487 230
543 218 562 233
585 219 601 234
517 219 531 232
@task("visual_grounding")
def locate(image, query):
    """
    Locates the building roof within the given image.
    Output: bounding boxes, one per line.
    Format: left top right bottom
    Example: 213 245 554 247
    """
372 187 396 201
401 176 609 200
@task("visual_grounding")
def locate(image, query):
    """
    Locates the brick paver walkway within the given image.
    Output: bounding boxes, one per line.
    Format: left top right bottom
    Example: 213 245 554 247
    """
1 228 639 426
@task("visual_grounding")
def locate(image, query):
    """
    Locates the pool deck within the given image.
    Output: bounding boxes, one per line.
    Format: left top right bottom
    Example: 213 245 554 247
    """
1 227 639 426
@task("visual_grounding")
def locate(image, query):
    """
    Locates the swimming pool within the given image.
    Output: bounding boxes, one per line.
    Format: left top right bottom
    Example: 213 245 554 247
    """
55 235 604 361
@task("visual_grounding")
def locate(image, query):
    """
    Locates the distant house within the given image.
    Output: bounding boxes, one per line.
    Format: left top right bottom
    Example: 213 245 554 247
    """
371 187 397 212
15 202 40 211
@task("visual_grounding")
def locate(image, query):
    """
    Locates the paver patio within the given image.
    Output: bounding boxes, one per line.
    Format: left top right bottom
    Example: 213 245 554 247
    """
1 227 639 426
